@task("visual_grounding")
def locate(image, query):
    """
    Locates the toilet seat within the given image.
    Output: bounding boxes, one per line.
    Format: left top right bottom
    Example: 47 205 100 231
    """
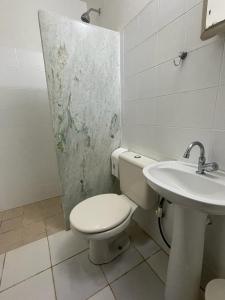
70 194 131 234
206 279 225 300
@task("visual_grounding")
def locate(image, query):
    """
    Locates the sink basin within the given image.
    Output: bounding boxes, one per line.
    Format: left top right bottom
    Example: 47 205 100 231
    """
143 160 225 300
143 160 225 215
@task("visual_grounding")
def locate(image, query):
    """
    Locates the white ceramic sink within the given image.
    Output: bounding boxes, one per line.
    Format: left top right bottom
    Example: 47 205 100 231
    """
143 160 225 300
143 160 225 215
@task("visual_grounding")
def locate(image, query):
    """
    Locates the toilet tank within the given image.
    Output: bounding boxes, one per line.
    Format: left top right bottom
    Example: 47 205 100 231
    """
119 152 157 210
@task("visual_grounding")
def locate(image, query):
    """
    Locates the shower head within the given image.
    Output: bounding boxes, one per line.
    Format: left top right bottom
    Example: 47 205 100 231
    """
81 8 101 23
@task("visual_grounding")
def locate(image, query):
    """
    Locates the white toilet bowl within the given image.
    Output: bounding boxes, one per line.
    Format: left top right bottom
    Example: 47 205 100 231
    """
70 194 137 264
70 151 157 264
205 279 225 300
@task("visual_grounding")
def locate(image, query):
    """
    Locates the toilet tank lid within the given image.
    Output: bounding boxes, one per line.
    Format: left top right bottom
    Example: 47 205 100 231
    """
206 279 225 300
120 152 157 168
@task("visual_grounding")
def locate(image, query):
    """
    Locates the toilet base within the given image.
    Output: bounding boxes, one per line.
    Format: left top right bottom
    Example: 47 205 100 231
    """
89 232 130 265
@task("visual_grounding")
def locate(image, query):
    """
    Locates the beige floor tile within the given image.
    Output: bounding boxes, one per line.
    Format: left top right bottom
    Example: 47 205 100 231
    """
0 197 64 252
45 213 65 236
41 197 63 219
22 221 46 244
2 207 23 221
23 203 43 225
0 211 3 222
0 217 23 234
0 229 23 254
22 232 47 245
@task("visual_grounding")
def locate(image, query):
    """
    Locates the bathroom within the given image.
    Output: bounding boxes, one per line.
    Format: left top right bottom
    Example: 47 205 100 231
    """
0 0 225 299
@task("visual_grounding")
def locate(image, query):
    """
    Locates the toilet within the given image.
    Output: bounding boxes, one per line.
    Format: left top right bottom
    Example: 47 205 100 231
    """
70 151 157 264
205 279 225 300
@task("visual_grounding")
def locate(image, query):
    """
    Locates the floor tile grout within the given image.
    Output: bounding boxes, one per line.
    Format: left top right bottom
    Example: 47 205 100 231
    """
0 220 168 298
46 234 57 300
51 248 89 268
108 260 144 286
0 267 51 294
0 253 6 289
0 196 64 255
0 239 166 299
145 259 166 285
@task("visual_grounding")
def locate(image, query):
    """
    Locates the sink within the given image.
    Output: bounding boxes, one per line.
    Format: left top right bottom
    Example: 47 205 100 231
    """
143 160 225 300
143 160 225 215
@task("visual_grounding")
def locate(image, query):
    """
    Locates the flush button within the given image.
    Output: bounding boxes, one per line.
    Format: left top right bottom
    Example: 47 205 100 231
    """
134 155 141 159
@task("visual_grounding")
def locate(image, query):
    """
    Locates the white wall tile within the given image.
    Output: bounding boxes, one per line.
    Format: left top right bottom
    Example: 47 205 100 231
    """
154 127 213 162
124 18 139 52
125 34 157 77
138 0 159 43
124 75 139 101
157 15 185 64
156 87 217 129
180 41 224 91
214 85 225 130
185 0 202 12
138 67 158 98
220 39 225 85
158 0 185 29
121 0 225 286
212 131 225 171
135 98 157 125
158 40 223 96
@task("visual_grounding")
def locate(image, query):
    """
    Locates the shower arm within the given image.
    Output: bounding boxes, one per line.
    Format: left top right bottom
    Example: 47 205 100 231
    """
87 8 101 15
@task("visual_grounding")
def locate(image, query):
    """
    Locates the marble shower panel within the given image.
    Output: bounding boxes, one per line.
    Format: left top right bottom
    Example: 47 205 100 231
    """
38 11 121 228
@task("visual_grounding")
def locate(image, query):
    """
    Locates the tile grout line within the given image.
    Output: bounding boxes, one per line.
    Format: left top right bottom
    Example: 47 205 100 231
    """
124 83 219 103
51 248 89 268
0 253 6 289
0 197 64 254
108 260 144 286
124 0 203 54
0 234 87 296
0 267 51 294
46 233 57 300
145 259 166 285
0 221 167 297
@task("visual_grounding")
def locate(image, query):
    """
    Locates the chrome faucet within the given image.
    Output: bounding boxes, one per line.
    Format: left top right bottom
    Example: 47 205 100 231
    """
183 141 219 174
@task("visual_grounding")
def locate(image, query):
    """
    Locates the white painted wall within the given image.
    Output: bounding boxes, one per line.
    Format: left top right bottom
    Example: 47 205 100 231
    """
84 0 151 30
88 0 225 286
0 0 87 210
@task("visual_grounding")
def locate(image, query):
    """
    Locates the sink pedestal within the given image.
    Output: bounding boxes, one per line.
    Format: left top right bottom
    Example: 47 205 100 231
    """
165 205 207 300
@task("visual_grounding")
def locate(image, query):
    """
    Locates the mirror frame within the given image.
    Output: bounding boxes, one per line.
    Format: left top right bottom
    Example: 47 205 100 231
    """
201 0 225 40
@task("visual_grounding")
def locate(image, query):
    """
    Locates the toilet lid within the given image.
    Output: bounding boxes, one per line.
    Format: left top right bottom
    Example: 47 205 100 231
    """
70 194 131 234
206 279 225 300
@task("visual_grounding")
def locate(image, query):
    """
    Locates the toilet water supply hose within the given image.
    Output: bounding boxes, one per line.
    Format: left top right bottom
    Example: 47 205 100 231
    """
156 197 171 249
156 197 212 249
